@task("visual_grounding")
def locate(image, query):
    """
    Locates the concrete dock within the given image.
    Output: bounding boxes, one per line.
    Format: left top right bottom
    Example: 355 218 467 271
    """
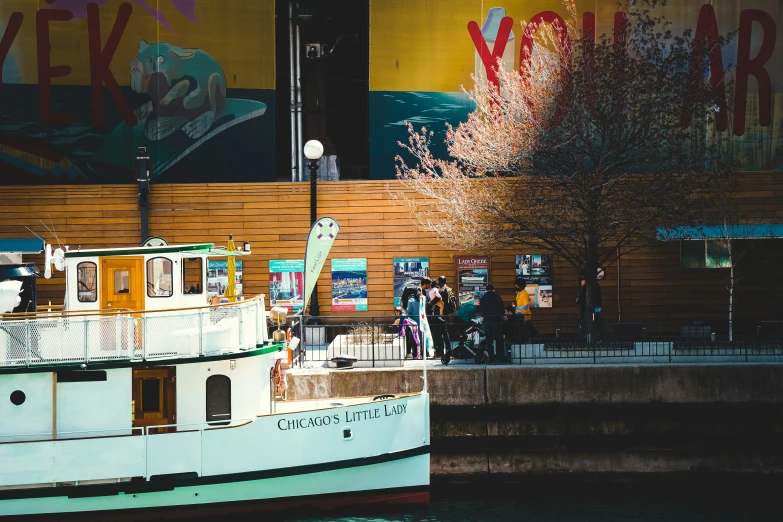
284 363 783 482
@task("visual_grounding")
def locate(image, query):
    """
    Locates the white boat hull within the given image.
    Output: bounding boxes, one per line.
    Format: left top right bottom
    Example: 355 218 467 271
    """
0 453 428 519
0 393 430 519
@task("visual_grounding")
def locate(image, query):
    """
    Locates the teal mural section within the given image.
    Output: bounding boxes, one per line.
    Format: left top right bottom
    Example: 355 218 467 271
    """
369 91 473 180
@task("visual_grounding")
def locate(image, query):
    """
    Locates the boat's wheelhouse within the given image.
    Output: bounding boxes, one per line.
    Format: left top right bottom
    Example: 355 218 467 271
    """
0 243 277 447
65 244 221 314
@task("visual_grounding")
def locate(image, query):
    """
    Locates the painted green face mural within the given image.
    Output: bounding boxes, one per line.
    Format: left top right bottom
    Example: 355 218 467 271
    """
0 0 275 184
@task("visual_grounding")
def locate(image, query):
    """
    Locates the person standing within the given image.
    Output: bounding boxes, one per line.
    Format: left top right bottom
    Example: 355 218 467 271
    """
421 278 443 357
436 276 456 356
478 284 505 362
399 287 418 358
515 279 538 341
436 276 457 315
577 276 604 341
405 287 424 359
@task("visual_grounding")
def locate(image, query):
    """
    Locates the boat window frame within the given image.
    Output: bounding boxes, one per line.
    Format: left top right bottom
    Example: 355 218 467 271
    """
182 257 203 295
76 261 98 302
206 374 231 426
146 256 174 298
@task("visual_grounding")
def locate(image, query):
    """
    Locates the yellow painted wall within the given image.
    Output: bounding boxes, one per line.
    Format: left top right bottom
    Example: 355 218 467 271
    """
369 0 782 93
0 0 275 89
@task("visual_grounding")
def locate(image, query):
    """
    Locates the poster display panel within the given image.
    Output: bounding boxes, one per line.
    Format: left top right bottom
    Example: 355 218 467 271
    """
332 259 368 312
207 260 243 297
515 254 553 308
269 259 305 312
393 257 429 308
455 256 489 307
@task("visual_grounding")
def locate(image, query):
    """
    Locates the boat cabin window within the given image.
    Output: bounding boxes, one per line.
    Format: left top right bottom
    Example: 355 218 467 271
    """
76 262 97 302
147 257 173 297
206 375 231 426
114 270 130 294
183 257 203 294
140 378 162 413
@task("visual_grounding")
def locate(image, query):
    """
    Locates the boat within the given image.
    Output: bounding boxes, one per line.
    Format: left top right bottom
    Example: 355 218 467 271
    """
0 237 430 519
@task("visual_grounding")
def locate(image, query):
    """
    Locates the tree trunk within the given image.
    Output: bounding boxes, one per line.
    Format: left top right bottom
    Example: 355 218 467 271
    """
729 262 734 343
584 234 599 342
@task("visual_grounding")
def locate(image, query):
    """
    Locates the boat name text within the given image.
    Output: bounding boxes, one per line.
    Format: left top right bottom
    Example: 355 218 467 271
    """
277 403 407 431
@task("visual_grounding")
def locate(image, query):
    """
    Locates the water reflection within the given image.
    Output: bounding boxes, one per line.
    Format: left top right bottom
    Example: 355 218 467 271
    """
293 492 782 522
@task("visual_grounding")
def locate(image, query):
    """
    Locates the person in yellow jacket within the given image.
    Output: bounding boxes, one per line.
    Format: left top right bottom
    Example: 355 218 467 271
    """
514 278 538 340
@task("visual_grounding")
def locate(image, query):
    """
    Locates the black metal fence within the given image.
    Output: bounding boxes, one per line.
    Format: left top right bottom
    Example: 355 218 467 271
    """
285 315 783 367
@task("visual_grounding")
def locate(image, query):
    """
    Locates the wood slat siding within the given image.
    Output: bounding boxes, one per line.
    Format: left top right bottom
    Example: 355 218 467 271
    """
1 174 782 329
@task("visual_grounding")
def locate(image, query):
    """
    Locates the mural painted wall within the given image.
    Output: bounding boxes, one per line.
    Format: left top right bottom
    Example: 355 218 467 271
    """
0 0 275 184
369 0 783 179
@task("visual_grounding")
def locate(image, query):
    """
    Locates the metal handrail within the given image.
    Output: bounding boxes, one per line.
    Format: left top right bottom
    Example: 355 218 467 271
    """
1 295 266 321
1 297 268 368
0 308 134 320
0 426 144 444
145 418 254 435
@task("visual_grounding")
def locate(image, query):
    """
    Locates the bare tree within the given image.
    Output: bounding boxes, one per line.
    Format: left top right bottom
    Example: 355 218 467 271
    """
393 0 734 334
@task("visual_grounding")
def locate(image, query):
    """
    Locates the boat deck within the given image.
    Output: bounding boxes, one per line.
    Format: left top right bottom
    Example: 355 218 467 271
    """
0 297 269 369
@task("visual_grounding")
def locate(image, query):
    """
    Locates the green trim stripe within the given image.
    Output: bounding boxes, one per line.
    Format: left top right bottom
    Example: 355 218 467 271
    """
0 342 285 375
64 244 214 259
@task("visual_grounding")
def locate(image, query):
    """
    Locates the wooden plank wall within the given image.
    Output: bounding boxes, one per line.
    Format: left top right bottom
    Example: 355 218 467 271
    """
1 174 781 329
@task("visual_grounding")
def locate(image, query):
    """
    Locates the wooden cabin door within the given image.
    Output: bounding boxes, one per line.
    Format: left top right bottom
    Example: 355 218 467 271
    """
100 257 144 311
132 367 176 433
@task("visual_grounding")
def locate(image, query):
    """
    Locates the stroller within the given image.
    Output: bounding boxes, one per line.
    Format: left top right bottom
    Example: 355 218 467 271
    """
441 316 488 365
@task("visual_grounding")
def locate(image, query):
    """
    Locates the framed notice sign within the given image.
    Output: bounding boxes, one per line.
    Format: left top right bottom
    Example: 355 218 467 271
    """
455 256 489 307
332 258 368 312
269 259 305 312
515 254 553 308
393 257 429 308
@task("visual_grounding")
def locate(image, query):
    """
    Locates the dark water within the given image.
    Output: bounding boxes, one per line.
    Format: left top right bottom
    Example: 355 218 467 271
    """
286 487 783 522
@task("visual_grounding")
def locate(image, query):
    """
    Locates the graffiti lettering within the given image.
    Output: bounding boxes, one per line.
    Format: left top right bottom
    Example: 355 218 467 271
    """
519 11 569 79
612 12 627 50
36 7 76 125
519 11 570 127
2 3 135 128
88 2 136 128
681 5 729 132
734 9 776 136
467 15 513 91
0 12 23 117
468 6 777 136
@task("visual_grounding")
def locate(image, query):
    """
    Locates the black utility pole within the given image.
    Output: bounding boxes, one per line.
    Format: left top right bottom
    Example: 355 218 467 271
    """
136 147 151 244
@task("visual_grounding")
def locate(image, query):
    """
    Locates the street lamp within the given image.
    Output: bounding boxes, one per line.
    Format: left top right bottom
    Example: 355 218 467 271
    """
135 146 150 244
303 140 323 319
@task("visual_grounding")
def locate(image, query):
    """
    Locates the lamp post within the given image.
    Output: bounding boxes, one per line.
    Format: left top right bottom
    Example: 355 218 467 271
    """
303 140 324 319
135 147 150 244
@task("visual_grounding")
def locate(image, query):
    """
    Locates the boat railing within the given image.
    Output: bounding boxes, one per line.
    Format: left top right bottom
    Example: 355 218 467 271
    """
0 426 144 444
142 418 255 479
0 421 252 486
144 418 255 435
0 296 269 368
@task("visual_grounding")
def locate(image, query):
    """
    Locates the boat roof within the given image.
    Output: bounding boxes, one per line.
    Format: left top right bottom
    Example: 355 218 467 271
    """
0 238 45 254
64 243 246 259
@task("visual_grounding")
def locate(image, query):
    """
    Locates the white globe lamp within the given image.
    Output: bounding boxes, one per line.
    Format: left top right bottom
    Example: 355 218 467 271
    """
303 140 324 161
